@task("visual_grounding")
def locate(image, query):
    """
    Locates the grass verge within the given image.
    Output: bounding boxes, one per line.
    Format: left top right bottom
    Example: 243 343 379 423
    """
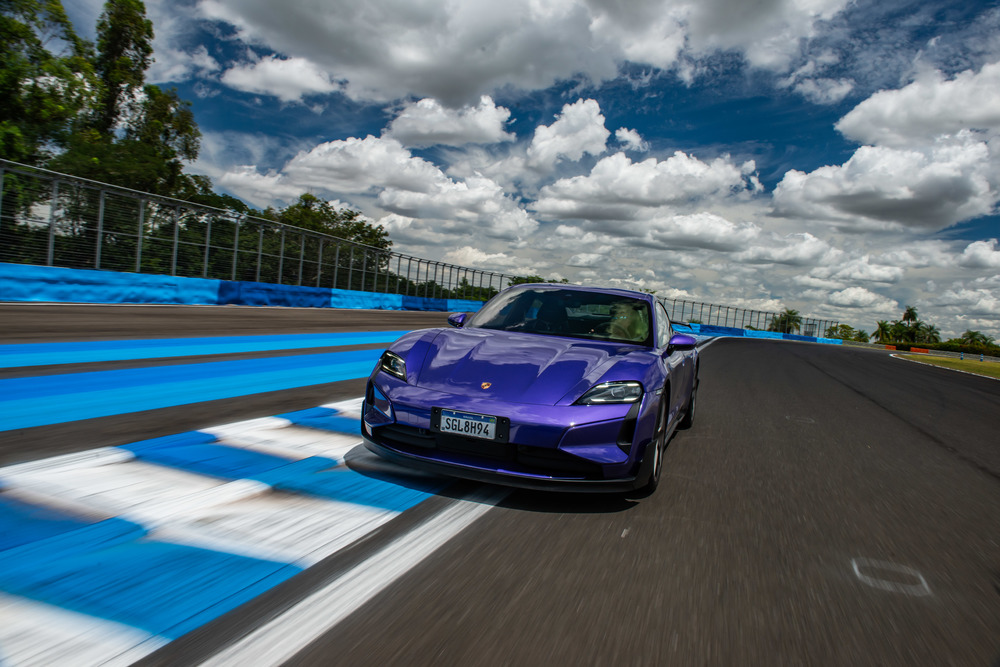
898 354 1000 380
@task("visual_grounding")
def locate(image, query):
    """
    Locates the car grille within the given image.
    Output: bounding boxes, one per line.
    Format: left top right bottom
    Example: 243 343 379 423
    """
373 423 604 478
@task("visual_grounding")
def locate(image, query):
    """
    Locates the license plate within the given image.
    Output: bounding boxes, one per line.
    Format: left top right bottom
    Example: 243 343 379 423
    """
438 409 497 440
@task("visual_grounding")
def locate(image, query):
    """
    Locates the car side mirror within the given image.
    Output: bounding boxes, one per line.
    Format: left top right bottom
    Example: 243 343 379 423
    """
447 312 469 328
667 333 697 353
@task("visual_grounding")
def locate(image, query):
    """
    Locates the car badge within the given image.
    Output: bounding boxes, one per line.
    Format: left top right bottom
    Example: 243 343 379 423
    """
481 382 492 389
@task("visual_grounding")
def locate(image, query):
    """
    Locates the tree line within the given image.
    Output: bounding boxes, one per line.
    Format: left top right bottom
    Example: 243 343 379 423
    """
1 0 392 258
823 306 999 356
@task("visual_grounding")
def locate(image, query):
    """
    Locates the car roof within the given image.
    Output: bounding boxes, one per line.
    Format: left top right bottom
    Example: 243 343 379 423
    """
505 283 656 303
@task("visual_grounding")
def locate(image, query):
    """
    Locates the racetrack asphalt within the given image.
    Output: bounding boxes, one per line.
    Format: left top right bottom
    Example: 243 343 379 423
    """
290 337 1000 666
2 305 999 665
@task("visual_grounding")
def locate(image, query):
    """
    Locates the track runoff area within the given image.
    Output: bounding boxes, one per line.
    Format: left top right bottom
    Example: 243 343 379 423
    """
1 304 998 666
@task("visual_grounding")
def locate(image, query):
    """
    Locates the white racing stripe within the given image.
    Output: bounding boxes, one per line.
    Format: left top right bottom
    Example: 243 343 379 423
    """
201 487 509 667
322 397 365 418
204 423 362 462
0 594 167 667
152 487 422 566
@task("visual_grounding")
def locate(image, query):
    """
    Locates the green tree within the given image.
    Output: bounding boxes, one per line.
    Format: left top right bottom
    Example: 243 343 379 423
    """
768 308 802 334
263 194 391 250
48 1 202 196
825 324 856 340
91 0 152 137
871 320 893 343
902 305 918 327
914 322 940 344
0 0 95 163
960 329 994 346
508 275 568 286
252 194 393 289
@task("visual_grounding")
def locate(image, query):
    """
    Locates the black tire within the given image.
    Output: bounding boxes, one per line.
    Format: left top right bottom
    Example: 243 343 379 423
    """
678 374 698 430
639 398 667 494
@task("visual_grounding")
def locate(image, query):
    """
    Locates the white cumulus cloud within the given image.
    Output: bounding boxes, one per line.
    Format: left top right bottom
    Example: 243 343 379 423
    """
959 239 1000 268
534 151 758 220
526 99 610 171
198 0 853 105
643 213 761 251
772 138 997 230
615 128 649 152
387 97 515 148
836 61 1000 147
221 55 341 102
735 233 842 266
828 286 897 309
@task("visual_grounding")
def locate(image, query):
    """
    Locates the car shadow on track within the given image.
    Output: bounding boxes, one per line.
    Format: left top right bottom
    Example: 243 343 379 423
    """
343 444 641 514
497 489 639 514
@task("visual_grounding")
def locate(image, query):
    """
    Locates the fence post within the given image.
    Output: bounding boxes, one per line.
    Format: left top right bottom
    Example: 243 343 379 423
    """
255 226 263 283
391 254 401 293
47 180 59 266
203 214 213 278
361 248 368 292
230 216 241 281
277 227 286 285
332 244 340 289
95 190 106 270
316 238 324 287
347 246 355 290
168 204 178 275
135 199 146 273
297 233 305 286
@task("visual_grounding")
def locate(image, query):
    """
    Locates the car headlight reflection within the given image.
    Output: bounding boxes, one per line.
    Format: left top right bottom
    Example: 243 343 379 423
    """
576 381 643 405
379 350 407 382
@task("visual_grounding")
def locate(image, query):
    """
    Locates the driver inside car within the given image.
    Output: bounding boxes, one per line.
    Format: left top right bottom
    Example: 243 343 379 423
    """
608 301 649 342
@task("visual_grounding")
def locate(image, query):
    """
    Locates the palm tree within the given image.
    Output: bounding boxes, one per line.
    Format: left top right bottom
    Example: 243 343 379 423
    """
768 308 802 334
902 305 918 326
871 320 892 343
889 320 908 342
915 323 940 344
961 329 994 346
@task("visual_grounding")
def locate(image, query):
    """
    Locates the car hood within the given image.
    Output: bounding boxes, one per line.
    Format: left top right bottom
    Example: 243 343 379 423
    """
412 327 642 405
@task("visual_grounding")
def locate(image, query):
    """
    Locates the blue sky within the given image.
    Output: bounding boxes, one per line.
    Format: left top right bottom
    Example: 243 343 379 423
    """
67 0 1000 338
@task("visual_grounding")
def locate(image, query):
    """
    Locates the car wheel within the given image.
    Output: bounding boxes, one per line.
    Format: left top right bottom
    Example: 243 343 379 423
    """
678 376 698 430
639 398 667 494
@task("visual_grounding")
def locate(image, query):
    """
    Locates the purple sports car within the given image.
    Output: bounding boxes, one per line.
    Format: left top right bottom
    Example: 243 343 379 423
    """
361 283 699 493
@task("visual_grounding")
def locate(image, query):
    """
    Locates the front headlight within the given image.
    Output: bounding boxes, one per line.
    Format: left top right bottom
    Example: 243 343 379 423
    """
379 350 407 381
576 381 643 404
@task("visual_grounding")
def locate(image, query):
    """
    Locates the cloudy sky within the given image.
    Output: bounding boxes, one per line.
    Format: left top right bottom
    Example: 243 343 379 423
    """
67 0 1000 338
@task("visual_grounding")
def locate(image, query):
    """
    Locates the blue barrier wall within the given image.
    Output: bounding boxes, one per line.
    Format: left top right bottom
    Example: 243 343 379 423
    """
682 321 842 346
0 263 484 313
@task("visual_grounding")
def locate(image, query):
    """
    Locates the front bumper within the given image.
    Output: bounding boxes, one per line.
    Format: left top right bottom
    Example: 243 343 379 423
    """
362 434 642 492
362 374 657 493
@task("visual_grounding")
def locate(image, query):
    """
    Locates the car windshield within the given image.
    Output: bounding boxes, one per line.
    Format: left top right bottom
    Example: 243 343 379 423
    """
468 288 653 346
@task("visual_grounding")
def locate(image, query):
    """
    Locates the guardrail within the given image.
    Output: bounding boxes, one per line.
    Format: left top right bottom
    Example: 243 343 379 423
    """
0 159 838 331
659 298 837 338
0 160 511 302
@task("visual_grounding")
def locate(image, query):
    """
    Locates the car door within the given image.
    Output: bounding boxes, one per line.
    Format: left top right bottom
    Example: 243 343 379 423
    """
655 301 687 426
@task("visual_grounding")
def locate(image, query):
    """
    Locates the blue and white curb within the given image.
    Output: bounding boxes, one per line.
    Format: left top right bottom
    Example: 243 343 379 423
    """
0 398 448 666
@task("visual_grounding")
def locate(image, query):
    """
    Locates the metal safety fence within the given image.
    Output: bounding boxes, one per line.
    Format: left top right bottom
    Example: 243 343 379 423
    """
0 160 511 301
0 159 838 332
660 298 838 337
